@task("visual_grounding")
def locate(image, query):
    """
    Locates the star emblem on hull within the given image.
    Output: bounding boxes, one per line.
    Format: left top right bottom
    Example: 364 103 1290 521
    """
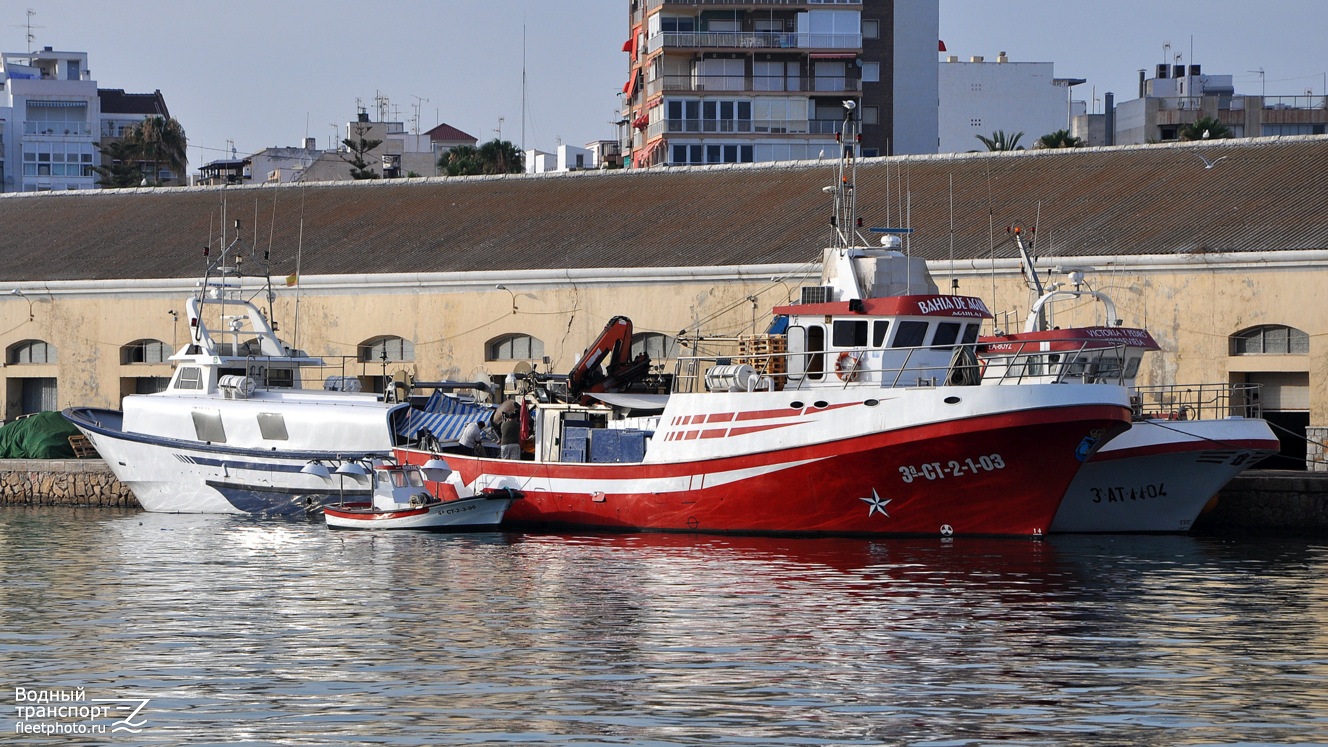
860 489 891 517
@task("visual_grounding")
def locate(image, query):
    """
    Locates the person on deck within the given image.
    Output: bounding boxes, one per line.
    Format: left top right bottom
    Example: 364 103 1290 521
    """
499 406 522 460
458 419 485 456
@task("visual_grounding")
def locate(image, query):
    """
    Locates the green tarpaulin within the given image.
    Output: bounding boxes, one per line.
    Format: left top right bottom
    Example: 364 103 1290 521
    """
0 411 81 459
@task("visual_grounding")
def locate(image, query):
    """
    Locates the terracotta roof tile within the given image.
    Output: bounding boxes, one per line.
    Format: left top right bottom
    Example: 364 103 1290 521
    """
0 136 1324 283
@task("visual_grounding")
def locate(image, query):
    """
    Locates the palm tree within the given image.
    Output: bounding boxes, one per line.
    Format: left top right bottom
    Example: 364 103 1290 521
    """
1180 116 1232 141
440 139 524 176
439 145 484 176
975 130 1025 151
129 116 188 184
1036 129 1083 149
477 139 523 174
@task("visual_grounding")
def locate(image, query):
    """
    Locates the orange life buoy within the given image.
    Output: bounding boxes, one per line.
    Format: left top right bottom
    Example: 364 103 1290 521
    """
835 351 862 382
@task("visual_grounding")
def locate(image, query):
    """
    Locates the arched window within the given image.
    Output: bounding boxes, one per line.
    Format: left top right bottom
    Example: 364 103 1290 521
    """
359 335 415 363
631 332 679 360
121 339 172 365
7 339 56 364
1230 325 1309 355
488 334 544 361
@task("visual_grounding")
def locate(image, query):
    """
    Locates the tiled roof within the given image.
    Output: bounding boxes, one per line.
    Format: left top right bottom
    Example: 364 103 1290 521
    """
97 88 170 117
425 122 478 143
0 136 1325 283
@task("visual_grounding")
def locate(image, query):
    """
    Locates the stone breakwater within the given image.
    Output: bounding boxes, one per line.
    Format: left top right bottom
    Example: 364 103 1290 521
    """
0 459 137 508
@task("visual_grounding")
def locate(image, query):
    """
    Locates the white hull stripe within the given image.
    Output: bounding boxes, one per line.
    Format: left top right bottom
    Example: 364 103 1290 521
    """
474 456 825 495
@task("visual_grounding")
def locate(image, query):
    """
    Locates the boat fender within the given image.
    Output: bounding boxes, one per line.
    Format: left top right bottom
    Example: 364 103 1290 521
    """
835 351 862 382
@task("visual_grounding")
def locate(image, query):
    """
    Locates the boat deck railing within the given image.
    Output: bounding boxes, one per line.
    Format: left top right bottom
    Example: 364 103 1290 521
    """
669 339 1132 394
1132 383 1264 421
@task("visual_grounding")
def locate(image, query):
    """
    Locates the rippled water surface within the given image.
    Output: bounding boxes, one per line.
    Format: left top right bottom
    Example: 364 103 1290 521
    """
2 507 1327 746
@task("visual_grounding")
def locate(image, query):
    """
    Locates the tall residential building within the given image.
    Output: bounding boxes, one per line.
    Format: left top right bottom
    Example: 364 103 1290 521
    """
0 46 178 192
623 0 938 168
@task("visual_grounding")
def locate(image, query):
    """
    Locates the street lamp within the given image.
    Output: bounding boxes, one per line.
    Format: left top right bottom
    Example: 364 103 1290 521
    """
495 284 518 313
10 289 32 321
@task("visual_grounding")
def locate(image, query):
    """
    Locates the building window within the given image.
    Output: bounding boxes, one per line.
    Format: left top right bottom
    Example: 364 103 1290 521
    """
488 334 544 361
861 19 880 39
1231 325 1309 355
631 333 679 360
7 339 56 364
861 62 880 84
358 335 415 363
121 339 172 364
862 105 879 125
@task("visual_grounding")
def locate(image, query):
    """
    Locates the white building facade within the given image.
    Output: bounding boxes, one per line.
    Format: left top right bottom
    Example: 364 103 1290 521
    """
0 47 98 192
938 53 1080 153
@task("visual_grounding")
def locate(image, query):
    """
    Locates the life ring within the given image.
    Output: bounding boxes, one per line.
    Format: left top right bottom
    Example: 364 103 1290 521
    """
835 351 862 382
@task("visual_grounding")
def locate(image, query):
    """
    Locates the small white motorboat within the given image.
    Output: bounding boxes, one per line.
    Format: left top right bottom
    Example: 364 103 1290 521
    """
323 459 518 531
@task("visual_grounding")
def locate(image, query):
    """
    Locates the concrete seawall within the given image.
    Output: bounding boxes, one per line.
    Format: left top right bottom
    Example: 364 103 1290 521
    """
1 460 1325 535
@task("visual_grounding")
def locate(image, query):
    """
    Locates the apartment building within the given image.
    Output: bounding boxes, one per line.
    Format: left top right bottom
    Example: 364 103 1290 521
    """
1114 64 1328 145
0 47 178 192
937 52 1084 153
622 0 937 168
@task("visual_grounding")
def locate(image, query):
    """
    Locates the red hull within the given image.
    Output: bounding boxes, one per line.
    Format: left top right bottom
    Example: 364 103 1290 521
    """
398 404 1128 538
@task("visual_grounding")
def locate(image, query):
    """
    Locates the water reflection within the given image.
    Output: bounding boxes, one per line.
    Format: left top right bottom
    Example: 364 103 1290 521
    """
1 508 1325 746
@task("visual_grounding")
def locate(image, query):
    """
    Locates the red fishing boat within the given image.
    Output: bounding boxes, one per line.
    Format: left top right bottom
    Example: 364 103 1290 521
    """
396 104 1132 537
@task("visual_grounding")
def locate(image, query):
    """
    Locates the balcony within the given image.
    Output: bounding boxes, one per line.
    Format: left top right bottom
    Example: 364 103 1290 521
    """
646 118 844 139
24 122 92 137
646 31 861 54
645 74 861 96
648 0 861 8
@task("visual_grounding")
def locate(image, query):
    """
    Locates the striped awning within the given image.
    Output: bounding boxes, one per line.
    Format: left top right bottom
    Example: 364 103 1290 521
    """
397 390 494 441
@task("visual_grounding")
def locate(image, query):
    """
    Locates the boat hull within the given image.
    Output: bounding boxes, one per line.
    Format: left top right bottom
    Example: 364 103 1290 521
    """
399 403 1129 537
324 496 512 530
1051 417 1280 533
65 407 385 516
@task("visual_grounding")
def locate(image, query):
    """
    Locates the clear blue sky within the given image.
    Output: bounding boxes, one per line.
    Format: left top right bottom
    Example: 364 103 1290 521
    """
7 1 1325 169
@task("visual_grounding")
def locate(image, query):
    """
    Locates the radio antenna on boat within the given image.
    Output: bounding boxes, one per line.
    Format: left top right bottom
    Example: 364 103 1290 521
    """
829 100 868 249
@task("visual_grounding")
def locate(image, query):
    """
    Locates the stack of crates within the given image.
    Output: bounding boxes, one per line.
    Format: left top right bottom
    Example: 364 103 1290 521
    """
738 334 787 390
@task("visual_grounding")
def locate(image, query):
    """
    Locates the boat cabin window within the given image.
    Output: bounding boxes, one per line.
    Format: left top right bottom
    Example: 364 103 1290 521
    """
175 366 204 391
267 368 294 388
256 413 289 441
891 321 929 348
873 321 889 347
191 409 227 443
806 325 825 380
1124 356 1141 378
961 324 979 345
832 320 868 348
932 322 961 349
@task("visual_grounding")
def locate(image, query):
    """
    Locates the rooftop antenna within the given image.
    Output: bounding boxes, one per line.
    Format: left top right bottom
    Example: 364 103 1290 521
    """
410 95 429 135
1248 68 1266 98
24 8 40 54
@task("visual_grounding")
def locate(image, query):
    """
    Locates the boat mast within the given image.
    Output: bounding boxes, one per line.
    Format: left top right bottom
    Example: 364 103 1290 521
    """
830 101 868 249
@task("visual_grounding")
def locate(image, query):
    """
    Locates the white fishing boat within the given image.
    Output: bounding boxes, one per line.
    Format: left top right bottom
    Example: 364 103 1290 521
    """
395 104 1136 538
322 459 518 530
64 229 425 516
978 228 1280 533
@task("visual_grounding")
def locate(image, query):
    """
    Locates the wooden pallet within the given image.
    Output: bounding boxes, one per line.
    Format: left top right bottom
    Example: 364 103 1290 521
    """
68 434 98 459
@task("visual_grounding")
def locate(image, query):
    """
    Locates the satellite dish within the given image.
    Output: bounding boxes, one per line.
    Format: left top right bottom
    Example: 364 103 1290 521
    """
513 361 534 376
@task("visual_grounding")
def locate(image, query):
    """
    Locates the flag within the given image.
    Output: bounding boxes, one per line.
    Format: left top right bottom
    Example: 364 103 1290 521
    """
285 273 298 287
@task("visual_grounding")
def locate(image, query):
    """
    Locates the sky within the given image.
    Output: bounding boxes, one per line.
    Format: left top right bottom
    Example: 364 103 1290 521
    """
6 1 1327 170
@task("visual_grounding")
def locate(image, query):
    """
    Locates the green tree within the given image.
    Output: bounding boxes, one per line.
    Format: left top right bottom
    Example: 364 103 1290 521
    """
1180 116 1233 141
477 139 523 174
339 123 383 179
1036 129 1083 149
91 139 147 188
975 130 1025 151
131 116 188 184
439 144 483 176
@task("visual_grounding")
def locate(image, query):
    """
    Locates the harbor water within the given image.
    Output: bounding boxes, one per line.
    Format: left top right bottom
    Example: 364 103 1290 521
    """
3 507 1327 746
